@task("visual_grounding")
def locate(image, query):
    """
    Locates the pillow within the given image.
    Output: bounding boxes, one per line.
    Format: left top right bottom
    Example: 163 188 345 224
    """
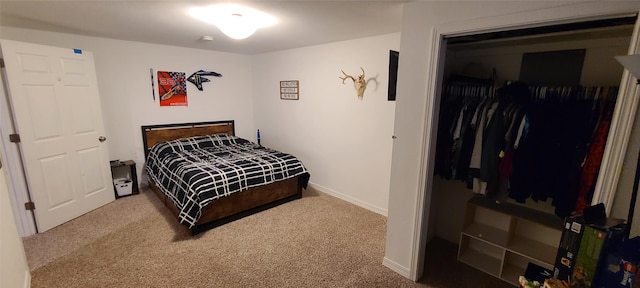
149 133 249 158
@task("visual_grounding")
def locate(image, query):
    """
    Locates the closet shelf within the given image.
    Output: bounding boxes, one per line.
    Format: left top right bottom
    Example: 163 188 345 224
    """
462 222 509 247
458 196 562 285
507 235 557 265
501 262 524 285
458 241 502 276
468 195 563 229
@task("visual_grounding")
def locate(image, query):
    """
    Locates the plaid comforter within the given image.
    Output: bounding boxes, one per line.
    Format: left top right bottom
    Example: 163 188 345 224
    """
145 134 309 228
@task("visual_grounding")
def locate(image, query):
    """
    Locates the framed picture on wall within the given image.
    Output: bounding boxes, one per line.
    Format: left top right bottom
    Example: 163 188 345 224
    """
388 50 399 101
157 71 188 106
280 80 299 100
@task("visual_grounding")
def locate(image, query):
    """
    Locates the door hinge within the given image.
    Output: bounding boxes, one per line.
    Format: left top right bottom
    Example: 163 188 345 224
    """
9 134 20 143
24 201 35 211
0 58 4 68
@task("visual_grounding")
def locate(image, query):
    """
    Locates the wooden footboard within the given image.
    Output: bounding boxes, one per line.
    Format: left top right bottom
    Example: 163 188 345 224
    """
149 176 302 235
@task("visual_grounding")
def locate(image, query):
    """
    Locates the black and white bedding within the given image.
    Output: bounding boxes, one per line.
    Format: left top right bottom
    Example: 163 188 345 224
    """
145 134 309 228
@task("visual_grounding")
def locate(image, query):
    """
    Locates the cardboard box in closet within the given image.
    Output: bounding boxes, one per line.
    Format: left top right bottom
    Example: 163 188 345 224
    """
553 214 625 287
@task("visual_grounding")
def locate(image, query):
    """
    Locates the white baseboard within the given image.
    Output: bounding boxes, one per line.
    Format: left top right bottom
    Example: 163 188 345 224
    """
308 182 387 216
23 270 31 288
382 257 411 279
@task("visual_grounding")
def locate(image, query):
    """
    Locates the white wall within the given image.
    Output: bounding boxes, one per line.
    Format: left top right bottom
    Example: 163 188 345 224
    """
0 28 400 232
0 143 31 288
447 36 630 86
0 27 256 180
384 1 640 280
252 33 399 215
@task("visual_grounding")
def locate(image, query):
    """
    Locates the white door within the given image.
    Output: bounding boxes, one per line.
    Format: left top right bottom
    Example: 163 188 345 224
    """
0 39 114 233
0 137 31 288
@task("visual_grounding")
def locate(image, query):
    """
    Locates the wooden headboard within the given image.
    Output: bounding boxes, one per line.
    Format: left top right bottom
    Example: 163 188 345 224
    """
141 120 235 158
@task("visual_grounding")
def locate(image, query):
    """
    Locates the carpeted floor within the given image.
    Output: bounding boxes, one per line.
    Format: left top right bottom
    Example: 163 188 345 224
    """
420 238 515 288
23 187 514 287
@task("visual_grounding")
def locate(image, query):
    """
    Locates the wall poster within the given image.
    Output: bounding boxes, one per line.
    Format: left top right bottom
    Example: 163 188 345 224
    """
157 71 188 106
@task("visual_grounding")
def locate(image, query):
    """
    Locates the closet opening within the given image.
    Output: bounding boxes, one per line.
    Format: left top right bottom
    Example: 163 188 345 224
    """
422 15 637 286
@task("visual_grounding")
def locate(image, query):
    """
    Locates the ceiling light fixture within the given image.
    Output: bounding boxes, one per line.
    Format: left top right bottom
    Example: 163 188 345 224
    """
189 4 277 40
217 13 256 40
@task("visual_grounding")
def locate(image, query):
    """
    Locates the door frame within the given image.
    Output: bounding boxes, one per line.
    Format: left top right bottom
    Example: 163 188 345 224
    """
0 61 36 237
410 3 640 281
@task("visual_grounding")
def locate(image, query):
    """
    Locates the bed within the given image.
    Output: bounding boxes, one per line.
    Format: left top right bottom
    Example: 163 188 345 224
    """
141 120 310 235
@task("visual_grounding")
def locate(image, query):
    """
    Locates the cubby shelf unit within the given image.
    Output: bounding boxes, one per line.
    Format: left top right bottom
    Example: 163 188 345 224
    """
458 195 563 286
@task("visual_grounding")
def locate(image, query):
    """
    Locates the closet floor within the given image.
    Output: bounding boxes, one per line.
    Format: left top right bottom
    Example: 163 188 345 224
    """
418 237 516 288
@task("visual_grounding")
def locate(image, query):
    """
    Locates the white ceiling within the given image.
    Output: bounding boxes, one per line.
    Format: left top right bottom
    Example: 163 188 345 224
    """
0 0 406 55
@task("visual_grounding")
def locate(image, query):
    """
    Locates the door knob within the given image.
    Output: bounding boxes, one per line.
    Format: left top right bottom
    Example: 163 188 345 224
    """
99 136 107 142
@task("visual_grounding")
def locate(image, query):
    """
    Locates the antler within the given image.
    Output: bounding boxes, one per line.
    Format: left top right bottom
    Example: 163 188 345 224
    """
339 67 367 99
339 70 356 84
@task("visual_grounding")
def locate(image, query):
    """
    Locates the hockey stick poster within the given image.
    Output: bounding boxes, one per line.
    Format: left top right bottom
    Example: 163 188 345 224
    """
157 71 187 106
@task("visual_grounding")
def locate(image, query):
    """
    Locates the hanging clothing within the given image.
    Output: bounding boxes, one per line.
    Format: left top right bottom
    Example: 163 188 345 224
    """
435 81 617 218
480 100 509 197
508 86 598 217
499 106 524 179
434 93 463 179
575 88 617 213
469 100 490 170
452 99 480 181
469 100 492 195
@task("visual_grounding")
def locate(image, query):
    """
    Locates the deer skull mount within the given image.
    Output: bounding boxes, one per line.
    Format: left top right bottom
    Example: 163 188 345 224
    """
339 67 367 100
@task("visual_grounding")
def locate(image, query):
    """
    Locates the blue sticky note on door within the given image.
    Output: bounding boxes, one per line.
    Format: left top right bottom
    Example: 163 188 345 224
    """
73 49 82 54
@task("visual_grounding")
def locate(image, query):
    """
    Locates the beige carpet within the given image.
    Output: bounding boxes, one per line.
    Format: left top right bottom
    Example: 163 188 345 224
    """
23 187 514 288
